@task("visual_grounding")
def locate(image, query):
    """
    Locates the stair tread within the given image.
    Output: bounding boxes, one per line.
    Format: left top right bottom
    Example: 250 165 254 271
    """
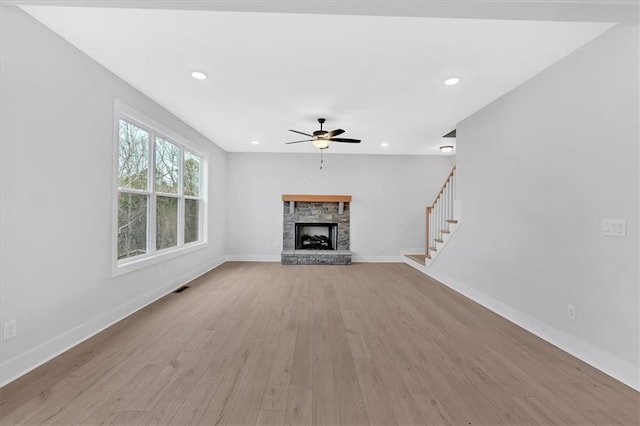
446 219 458 223
434 239 444 243
441 230 451 234
429 247 438 251
405 254 426 265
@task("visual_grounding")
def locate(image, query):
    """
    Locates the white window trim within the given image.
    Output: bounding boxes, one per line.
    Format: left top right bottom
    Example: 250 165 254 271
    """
112 100 208 277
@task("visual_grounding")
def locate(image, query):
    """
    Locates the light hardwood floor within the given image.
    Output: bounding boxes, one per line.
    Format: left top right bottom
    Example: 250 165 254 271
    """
1 262 638 425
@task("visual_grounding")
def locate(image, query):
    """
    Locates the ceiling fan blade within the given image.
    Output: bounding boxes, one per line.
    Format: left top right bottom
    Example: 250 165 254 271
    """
285 139 314 144
326 128 345 138
288 129 313 137
329 138 361 143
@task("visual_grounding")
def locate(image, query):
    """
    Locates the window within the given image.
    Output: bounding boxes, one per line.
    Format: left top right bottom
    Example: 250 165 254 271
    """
114 103 205 274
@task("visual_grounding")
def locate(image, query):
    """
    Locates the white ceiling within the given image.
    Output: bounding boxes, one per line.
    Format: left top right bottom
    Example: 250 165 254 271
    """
19 3 615 155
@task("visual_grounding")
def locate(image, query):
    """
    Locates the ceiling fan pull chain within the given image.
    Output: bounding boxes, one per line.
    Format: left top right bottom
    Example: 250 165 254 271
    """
320 149 324 170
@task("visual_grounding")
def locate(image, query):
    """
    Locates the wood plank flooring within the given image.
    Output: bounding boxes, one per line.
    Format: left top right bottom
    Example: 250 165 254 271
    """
1 262 638 425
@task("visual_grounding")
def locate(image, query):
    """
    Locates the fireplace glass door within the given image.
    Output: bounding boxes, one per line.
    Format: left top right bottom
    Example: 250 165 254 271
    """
295 223 338 250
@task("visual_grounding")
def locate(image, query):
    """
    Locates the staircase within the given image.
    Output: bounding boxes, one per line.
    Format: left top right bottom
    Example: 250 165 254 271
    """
426 164 458 261
406 165 459 267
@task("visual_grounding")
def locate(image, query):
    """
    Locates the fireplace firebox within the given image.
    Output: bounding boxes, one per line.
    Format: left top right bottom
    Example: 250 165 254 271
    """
295 223 337 250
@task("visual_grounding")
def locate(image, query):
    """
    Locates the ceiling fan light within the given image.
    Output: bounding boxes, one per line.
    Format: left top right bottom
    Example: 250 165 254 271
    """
312 139 330 149
440 145 455 153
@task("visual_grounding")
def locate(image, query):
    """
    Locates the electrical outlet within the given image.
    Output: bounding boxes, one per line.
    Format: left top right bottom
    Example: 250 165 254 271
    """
567 304 576 320
4 319 16 340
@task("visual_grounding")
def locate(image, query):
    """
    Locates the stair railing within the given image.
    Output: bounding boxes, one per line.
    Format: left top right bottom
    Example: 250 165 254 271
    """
426 165 456 259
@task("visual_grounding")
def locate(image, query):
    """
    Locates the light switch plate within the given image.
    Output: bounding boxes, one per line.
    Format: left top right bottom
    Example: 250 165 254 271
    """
602 219 626 237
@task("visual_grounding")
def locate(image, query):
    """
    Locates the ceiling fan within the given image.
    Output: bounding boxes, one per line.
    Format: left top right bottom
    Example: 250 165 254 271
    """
286 118 361 150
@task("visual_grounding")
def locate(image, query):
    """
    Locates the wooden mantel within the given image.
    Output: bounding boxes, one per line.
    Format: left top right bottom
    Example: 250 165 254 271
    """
282 194 352 203
282 194 351 214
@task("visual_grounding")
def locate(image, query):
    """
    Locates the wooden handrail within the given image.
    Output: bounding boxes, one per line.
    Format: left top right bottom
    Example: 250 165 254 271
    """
431 165 456 208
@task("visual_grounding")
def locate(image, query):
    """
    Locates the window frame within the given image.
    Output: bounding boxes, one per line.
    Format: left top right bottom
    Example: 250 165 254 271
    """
112 100 207 276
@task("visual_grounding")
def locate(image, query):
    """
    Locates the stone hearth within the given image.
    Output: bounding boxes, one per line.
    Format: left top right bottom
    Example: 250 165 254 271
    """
281 194 352 265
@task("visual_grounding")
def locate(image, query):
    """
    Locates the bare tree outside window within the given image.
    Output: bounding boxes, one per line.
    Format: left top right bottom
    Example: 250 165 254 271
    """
156 196 178 250
184 199 199 244
118 120 149 259
118 193 147 259
118 121 149 190
155 137 179 193
184 151 200 196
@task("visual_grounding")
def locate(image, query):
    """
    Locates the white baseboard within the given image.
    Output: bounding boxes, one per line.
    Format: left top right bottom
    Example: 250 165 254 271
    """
352 255 404 263
0 256 226 387
422 268 640 391
225 254 280 262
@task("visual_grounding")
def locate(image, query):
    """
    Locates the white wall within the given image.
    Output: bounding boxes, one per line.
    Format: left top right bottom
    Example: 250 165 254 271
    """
0 6 227 385
226 153 454 261
430 24 639 388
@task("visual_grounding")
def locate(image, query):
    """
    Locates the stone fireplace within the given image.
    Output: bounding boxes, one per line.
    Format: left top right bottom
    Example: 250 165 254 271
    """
281 194 352 265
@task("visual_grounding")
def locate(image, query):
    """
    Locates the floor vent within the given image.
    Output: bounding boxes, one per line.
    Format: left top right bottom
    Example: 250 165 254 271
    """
173 285 190 293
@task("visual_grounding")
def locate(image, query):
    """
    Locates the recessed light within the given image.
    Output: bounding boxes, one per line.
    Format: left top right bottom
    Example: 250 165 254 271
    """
251 140 260 145
191 71 207 80
440 145 455 153
444 77 461 86
381 142 389 147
